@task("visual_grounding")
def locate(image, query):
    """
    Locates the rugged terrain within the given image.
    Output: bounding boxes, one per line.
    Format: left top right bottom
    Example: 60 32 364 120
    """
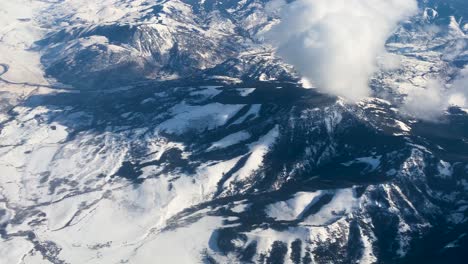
0 0 467 263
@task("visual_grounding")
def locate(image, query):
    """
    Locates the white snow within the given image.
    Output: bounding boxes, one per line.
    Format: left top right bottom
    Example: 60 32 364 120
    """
360 232 378 264
248 226 311 263
0 1 464 263
266 191 324 221
303 189 358 226
0 0 49 85
356 156 382 170
207 131 251 151
437 160 453 179
343 156 381 171
231 104 262 125
158 103 244 135
190 86 223 99
0 237 33 264
231 202 250 213
132 216 224 263
224 125 280 188
236 88 256 97
395 120 411 133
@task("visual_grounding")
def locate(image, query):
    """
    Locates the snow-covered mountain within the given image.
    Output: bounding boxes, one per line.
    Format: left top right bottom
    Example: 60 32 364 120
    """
0 0 467 263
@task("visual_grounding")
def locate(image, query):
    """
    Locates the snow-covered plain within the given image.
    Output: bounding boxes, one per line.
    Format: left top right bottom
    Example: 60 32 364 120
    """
0 3 283 262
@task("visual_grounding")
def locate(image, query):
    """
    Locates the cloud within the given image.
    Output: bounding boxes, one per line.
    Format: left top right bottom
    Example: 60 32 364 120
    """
402 79 448 120
265 0 418 101
450 66 468 106
403 66 468 120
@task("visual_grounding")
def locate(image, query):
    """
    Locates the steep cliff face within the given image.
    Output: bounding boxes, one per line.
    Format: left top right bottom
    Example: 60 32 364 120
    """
0 0 467 263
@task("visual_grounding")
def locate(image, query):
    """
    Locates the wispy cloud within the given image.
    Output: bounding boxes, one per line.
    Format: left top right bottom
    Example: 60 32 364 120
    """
403 66 468 120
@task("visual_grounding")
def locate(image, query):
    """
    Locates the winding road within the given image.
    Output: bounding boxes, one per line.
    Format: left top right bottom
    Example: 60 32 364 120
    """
0 62 67 90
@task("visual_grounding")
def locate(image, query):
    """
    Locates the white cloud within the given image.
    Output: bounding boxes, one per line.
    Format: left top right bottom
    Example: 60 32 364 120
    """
450 66 468 106
403 66 468 120
402 79 448 120
266 0 418 101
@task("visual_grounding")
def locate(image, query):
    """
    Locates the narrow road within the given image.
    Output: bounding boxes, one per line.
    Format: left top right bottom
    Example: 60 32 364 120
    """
0 62 68 90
